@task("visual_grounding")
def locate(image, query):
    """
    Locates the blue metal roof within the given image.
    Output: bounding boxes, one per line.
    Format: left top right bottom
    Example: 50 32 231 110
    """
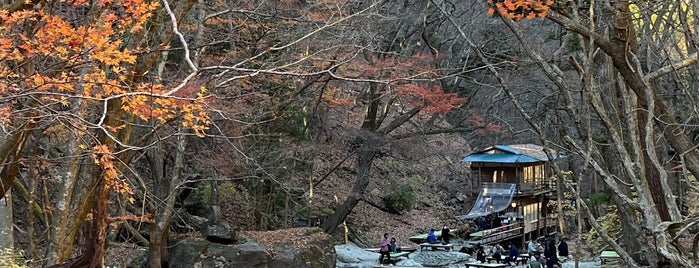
462 144 552 163
463 153 541 163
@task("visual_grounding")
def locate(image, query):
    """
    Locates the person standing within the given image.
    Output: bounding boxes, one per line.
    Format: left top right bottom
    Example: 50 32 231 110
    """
379 233 391 265
441 225 451 244
558 238 569 261
544 236 560 268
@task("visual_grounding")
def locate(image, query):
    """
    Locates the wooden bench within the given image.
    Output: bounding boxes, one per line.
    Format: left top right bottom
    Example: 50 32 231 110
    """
408 229 458 243
390 251 410 259
418 243 453 251
463 262 508 268
374 251 412 266
486 255 505 263
365 246 417 253
372 266 416 268
600 250 620 264
487 255 526 265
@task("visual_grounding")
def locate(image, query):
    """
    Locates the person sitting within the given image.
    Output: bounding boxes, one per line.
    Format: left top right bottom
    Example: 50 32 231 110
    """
491 243 505 263
528 238 541 254
389 237 398 253
501 218 509 230
476 244 487 263
529 252 543 268
459 246 474 255
505 242 519 265
427 229 438 244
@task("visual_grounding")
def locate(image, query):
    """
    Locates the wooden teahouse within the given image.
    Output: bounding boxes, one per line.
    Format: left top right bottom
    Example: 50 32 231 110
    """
458 144 560 248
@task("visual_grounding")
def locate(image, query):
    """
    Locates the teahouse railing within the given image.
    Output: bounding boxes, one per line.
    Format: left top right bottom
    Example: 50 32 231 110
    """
467 221 523 245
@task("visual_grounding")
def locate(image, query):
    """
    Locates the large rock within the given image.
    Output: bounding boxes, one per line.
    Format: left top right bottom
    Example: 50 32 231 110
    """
410 250 473 267
201 220 237 244
169 227 335 268
169 239 209 268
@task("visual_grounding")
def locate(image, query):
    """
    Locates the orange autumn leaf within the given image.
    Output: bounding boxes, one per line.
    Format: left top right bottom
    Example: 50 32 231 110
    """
486 0 552 21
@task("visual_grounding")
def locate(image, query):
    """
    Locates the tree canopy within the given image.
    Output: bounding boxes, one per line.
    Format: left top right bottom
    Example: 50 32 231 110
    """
1 0 699 267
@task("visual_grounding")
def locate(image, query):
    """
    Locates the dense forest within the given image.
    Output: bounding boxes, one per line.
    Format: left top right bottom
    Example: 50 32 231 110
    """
0 0 698 267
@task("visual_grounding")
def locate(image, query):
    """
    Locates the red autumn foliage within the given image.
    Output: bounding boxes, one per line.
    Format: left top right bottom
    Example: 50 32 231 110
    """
343 52 466 114
486 0 553 20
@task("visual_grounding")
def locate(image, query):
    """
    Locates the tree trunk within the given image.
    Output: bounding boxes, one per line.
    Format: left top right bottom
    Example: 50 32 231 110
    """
321 142 375 235
608 0 670 222
47 65 92 265
148 130 188 268
0 124 33 197
86 175 109 267
550 7 699 218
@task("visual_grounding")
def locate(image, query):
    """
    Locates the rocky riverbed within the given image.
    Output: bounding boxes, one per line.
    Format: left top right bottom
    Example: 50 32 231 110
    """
335 243 611 268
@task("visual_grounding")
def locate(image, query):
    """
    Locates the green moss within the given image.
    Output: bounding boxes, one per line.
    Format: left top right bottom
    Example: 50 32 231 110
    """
409 175 422 183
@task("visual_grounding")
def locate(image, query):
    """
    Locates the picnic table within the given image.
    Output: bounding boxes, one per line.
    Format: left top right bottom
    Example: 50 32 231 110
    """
408 229 458 243
390 252 411 259
600 250 620 264
418 242 453 251
486 255 526 265
364 249 412 258
463 262 508 268
469 230 486 237
372 251 412 266
365 246 417 253
486 255 505 263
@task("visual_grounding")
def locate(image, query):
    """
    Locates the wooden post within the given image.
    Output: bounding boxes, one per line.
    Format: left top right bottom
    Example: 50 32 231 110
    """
343 221 348 244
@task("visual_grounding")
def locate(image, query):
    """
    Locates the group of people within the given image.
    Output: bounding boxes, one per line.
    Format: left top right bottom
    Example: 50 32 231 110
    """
474 242 520 265
379 227 571 268
427 225 451 244
527 236 569 268
378 233 400 265
471 236 569 268
379 225 452 265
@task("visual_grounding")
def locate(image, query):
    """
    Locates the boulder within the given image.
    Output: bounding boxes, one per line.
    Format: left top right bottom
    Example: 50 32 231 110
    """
410 250 473 267
206 241 271 267
201 220 237 244
631 250 650 266
168 227 335 268
168 239 208 268
273 238 336 268
174 209 209 232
